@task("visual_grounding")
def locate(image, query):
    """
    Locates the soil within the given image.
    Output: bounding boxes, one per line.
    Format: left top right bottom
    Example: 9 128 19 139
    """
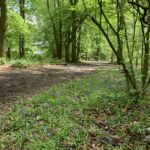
0 61 116 116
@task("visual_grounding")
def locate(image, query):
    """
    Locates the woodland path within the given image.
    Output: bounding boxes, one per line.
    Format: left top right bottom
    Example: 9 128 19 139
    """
0 61 116 116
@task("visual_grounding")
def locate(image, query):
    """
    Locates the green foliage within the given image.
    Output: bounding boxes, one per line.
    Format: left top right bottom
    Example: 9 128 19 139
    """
10 59 29 68
0 58 6 65
1 70 149 149
1 0 150 148
7 10 30 48
9 56 64 68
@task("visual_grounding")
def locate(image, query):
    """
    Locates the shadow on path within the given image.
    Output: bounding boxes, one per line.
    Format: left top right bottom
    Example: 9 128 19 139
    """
0 61 117 115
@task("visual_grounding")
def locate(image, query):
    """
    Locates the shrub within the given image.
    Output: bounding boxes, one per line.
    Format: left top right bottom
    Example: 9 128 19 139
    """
10 59 28 68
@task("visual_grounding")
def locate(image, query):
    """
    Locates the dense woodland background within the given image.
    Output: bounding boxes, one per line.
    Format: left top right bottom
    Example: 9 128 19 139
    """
0 0 150 149
0 0 150 96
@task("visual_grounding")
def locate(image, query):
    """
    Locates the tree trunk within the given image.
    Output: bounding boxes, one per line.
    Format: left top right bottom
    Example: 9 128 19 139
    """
91 15 137 93
19 0 25 58
142 25 150 88
0 0 7 58
65 30 71 63
71 12 77 62
70 0 78 63
7 47 11 59
116 0 124 65
57 0 62 59
111 52 115 63
19 34 25 58
117 37 123 64
76 26 82 62
46 0 62 60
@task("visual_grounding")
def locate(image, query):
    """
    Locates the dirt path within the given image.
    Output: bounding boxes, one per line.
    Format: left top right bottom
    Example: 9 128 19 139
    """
0 61 116 116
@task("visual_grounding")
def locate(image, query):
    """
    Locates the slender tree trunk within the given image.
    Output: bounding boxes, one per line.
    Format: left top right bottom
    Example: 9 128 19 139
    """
65 42 70 63
116 0 137 92
65 30 71 63
142 25 150 88
57 0 62 59
65 45 70 63
76 26 82 62
19 0 25 58
70 0 78 63
135 46 139 68
111 51 115 63
124 16 137 90
131 13 137 60
0 0 7 58
58 22 62 59
117 36 123 64
46 0 62 59
91 15 137 92
7 47 11 59
71 12 77 62
46 0 57 58
19 34 25 58
95 31 101 61
53 24 59 58
116 0 124 65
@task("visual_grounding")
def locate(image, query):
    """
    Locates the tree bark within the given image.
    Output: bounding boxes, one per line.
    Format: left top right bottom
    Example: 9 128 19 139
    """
7 47 11 59
71 11 77 62
111 52 115 63
70 0 79 63
65 30 71 63
116 0 124 65
76 26 82 62
19 0 25 58
142 25 150 88
0 0 7 58
46 0 62 59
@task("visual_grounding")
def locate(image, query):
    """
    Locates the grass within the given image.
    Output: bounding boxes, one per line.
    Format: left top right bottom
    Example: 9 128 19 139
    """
0 70 150 150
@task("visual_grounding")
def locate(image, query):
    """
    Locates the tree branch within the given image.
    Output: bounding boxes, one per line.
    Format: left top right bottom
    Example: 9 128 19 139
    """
128 0 148 10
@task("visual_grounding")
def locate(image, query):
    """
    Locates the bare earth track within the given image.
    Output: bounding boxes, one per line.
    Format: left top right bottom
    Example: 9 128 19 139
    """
0 62 116 116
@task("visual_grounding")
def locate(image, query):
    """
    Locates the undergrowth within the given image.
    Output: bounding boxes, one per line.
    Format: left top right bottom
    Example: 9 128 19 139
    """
0 70 150 150
0 58 6 65
3 58 64 68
